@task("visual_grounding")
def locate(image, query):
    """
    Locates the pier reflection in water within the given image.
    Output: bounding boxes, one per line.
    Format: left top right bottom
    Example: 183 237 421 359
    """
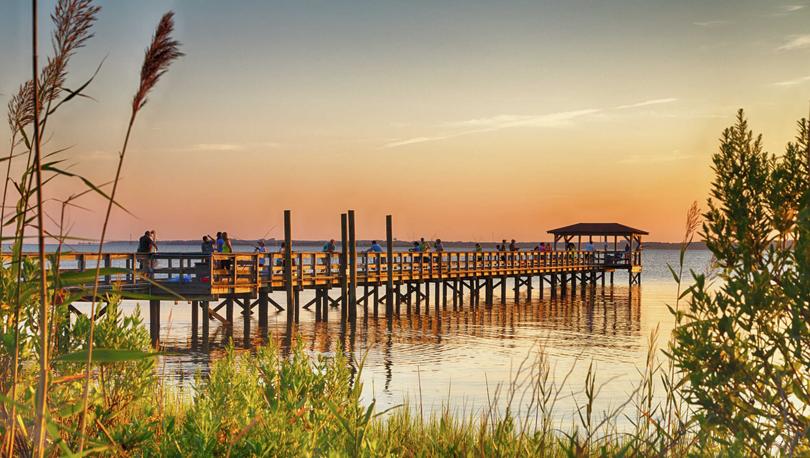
149 282 645 416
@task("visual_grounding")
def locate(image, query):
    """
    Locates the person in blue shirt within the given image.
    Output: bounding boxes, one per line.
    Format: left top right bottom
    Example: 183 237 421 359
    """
367 240 383 253
216 232 224 252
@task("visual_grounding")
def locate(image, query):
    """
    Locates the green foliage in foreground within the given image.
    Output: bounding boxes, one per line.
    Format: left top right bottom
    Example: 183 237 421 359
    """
670 111 810 455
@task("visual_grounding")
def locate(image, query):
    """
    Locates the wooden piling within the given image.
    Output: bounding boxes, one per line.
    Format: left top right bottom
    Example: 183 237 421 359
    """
149 299 160 346
258 287 268 329
284 210 295 324
191 300 198 348
340 213 348 322
348 210 358 322
385 215 394 319
202 301 210 351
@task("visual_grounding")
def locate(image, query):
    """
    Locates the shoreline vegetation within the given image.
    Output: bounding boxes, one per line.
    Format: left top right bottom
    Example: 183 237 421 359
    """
1 1 808 456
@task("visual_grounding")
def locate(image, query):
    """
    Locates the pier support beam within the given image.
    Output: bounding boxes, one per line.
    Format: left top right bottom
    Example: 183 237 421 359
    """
191 300 198 348
202 301 210 351
149 299 160 347
258 287 268 329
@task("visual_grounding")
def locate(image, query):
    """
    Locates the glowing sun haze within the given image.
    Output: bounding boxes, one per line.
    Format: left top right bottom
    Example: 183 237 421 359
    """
2 0 810 242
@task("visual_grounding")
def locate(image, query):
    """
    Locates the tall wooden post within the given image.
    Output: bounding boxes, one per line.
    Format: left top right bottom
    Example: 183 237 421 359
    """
284 210 295 324
340 213 348 322
386 215 394 319
348 210 357 323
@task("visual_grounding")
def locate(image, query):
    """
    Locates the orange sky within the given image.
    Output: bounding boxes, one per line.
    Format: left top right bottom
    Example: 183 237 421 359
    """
3 1 810 242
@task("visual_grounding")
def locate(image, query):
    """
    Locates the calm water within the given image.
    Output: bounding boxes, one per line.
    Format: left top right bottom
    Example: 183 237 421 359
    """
65 245 712 424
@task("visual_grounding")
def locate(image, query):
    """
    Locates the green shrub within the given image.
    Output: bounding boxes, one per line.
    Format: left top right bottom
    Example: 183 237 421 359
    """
670 110 810 454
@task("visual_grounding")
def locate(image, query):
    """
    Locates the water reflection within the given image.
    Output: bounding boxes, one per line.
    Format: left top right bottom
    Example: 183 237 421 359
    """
157 284 642 403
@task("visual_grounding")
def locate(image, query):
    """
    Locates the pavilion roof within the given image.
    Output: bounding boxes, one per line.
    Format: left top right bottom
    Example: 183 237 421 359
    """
547 223 649 236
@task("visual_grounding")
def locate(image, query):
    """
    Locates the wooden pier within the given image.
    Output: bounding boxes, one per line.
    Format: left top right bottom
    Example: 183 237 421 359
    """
9 212 647 346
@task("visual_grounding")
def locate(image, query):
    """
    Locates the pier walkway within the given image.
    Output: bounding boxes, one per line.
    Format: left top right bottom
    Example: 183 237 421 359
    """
7 212 647 346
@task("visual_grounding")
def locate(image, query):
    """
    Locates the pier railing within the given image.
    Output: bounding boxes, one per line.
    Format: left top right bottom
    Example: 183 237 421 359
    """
3 249 639 297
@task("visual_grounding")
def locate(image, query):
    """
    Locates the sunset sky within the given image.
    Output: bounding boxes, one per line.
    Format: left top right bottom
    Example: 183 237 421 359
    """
2 0 810 242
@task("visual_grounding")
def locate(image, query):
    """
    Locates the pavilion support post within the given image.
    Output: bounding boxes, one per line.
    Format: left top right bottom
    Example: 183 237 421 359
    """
500 276 507 304
513 277 520 305
348 210 357 323
340 213 348 323
284 210 295 325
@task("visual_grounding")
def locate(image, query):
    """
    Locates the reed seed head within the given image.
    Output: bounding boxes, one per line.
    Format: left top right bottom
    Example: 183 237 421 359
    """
132 12 183 115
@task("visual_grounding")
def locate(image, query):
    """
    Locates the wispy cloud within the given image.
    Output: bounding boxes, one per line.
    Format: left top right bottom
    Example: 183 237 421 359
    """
692 20 729 27
446 109 602 129
383 109 601 149
618 151 693 164
777 34 810 51
383 98 679 149
772 75 810 86
778 4 806 13
615 98 679 110
166 141 281 152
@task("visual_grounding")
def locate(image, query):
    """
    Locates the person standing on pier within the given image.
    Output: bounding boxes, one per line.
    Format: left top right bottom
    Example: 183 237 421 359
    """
323 239 336 253
216 232 224 252
509 239 518 251
136 231 154 273
434 239 445 253
367 240 383 253
254 239 267 273
201 235 215 254
221 232 233 270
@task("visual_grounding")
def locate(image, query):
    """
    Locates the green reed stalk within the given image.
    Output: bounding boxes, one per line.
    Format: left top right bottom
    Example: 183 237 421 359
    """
30 0 52 454
76 13 181 453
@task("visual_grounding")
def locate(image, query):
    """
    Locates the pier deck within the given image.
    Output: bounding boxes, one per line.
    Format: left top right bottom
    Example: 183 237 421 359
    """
7 212 646 345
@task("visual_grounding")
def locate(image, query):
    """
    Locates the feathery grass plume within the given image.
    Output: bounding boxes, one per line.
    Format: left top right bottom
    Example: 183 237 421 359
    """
77 11 181 454
7 81 35 136
132 11 184 115
41 0 100 106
